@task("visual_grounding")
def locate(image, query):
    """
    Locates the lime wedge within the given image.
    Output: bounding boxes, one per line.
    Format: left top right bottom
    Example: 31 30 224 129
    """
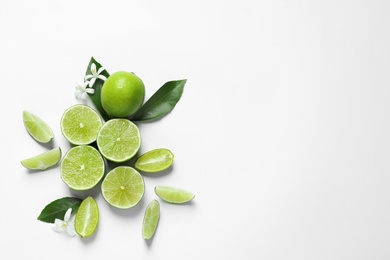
142 199 160 240
155 186 195 204
97 119 141 162
23 110 54 143
60 104 102 145
75 196 99 238
135 148 174 173
60 145 105 191
21 147 62 170
101 166 144 209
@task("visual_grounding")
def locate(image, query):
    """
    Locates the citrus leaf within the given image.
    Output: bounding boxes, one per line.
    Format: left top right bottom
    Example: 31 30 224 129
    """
37 197 82 223
131 79 186 122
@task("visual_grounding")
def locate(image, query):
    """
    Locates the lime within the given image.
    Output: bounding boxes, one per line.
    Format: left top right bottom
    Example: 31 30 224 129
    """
75 196 99 238
101 166 144 209
60 104 102 145
101 71 145 118
23 110 54 143
97 119 141 162
60 145 105 191
142 199 160 240
135 148 174 173
21 147 62 170
155 186 195 204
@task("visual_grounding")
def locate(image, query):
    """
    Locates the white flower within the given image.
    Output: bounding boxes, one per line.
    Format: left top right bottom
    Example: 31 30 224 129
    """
75 81 94 100
52 208 76 237
84 63 107 87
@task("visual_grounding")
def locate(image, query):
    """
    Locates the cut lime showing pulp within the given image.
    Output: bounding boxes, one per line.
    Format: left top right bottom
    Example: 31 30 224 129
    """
60 145 104 190
101 166 144 209
97 119 141 162
135 148 174 173
21 147 61 170
155 186 195 204
142 199 160 240
75 196 99 238
60 104 102 145
23 110 54 143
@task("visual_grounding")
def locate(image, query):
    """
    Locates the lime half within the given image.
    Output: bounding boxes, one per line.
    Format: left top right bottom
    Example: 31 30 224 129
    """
60 145 105 190
142 199 160 240
135 148 174 173
101 166 144 209
23 110 54 143
155 186 195 204
75 196 99 238
21 147 62 170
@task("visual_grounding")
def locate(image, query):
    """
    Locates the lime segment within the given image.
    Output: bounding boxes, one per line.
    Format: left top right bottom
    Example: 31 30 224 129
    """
23 110 54 143
101 166 144 209
155 186 195 204
142 199 160 240
21 147 62 170
135 148 174 173
75 196 99 238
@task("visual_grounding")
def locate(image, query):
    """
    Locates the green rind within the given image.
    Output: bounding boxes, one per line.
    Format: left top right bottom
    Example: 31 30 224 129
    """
21 147 62 170
155 186 195 204
142 200 160 240
134 148 174 173
75 196 99 238
23 110 54 143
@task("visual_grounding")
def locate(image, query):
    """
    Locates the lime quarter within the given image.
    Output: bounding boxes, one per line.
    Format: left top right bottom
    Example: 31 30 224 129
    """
155 186 195 204
21 147 62 170
135 148 174 173
75 196 99 238
23 110 54 143
142 199 160 240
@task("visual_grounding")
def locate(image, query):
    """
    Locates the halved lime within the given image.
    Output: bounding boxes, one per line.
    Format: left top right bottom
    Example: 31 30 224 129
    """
142 199 160 240
75 196 99 238
101 166 144 209
21 147 62 170
155 186 195 204
97 119 141 162
135 148 174 173
60 145 105 190
23 110 54 143
60 104 102 145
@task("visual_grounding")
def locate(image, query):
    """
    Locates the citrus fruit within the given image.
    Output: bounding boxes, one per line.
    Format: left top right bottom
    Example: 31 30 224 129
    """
142 199 160 240
155 186 195 204
23 110 54 143
101 166 145 209
135 148 174 173
97 119 141 162
60 145 105 191
21 147 62 170
75 196 99 238
101 71 145 118
60 104 102 145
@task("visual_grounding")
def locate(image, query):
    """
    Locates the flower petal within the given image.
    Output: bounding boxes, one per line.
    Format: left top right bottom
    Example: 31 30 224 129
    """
66 225 76 237
90 63 97 74
86 88 95 94
89 78 96 88
98 75 107 81
97 66 105 74
84 75 93 80
52 219 65 232
64 208 72 222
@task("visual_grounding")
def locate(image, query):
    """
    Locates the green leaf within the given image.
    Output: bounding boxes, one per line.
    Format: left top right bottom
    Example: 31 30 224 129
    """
85 57 110 121
37 197 82 223
132 79 186 122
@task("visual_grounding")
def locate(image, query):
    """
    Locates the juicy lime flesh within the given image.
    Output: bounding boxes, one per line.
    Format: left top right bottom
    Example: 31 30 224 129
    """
97 119 141 162
75 196 99 238
155 186 195 204
135 148 174 173
60 145 104 190
142 200 160 240
21 147 62 170
101 71 145 118
60 104 102 145
101 166 144 209
23 110 54 143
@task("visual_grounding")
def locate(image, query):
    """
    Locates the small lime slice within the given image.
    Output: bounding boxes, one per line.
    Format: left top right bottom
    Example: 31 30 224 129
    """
155 186 195 204
135 148 174 173
60 104 102 145
23 110 54 143
21 147 62 170
75 196 99 238
142 199 160 240
60 145 105 191
101 166 144 209
97 119 141 162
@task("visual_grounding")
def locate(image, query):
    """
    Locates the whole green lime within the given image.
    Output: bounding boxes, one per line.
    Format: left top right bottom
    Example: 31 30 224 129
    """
101 71 145 118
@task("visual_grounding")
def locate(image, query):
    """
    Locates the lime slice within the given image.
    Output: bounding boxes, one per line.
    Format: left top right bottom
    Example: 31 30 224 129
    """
155 186 195 204
142 199 160 240
101 166 144 209
75 196 99 238
97 119 141 162
23 110 54 143
60 145 105 190
135 148 174 173
60 104 102 145
21 147 62 170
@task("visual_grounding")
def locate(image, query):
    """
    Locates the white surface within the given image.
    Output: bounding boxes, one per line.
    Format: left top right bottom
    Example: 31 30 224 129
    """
1 0 390 259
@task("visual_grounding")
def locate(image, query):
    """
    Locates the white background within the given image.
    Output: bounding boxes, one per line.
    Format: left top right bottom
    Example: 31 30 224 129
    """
1 0 390 259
